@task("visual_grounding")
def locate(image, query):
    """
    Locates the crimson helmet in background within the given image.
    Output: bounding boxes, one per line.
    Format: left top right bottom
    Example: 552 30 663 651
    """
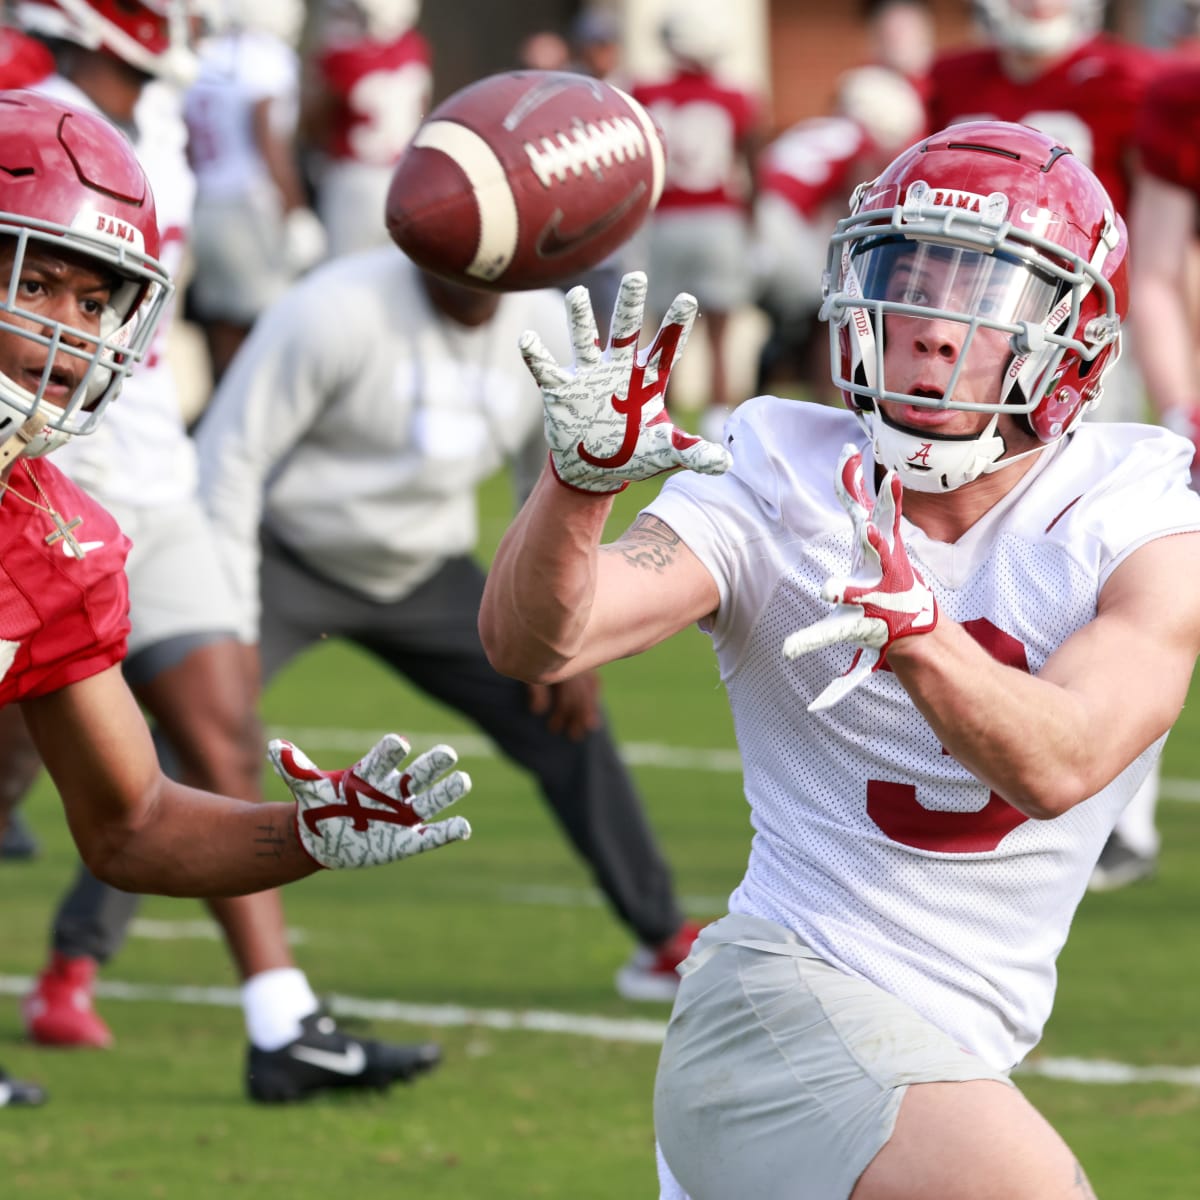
821 120 1127 493
0 90 172 460
972 0 1102 58
15 0 200 85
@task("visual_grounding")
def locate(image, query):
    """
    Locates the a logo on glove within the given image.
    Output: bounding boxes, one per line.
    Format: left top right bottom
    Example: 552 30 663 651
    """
280 745 422 836
577 323 686 468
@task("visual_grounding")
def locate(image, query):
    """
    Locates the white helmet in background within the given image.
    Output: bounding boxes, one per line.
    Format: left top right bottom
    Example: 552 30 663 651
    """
660 1 730 71
834 66 925 155
15 0 200 85
973 0 1103 58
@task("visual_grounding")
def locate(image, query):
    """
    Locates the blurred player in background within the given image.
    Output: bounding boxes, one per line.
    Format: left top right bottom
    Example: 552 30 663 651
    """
516 27 569 72
862 0 936 108
631 0 766 443
0 4 52 84
1130 63 1200 460
0 88 470 1108
184 0 326 383
752 65 926 401
929 0 1165 890
301 0 431 259
479 120 1200 1200
7 0 445 1103
564 6 628 338
191 248 702 1004
568 5 624 87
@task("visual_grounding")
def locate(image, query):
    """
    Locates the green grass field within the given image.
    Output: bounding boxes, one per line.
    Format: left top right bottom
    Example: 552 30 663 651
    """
2 470 1199 1198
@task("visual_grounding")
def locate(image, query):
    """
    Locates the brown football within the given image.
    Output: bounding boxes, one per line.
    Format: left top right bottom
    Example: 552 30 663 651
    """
385 70 665 291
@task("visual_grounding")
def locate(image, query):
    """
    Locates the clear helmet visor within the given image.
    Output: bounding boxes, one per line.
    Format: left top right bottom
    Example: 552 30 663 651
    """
837 236 1065 416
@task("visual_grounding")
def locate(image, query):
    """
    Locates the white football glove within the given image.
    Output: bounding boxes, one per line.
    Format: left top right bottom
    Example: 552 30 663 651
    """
519 270 732 493
268 733 471 870
783 444 938 711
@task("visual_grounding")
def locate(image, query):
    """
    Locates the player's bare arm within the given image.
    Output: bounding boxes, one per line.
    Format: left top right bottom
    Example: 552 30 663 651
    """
25 666 472 893
481 271 727 683
482 463 718 683
23 667 320 894
886 531 1200 819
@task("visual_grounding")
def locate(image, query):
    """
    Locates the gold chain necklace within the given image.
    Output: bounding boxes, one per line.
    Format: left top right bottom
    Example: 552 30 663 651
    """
0 462 88 560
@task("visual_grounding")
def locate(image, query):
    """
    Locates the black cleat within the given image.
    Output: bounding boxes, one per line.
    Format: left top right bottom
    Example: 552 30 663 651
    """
0 812 39 862
246 1012 442 1103
0 1069 48 1107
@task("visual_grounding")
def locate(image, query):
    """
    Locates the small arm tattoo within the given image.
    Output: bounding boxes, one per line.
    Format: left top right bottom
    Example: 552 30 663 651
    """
254 822 287 860
611 514 683 573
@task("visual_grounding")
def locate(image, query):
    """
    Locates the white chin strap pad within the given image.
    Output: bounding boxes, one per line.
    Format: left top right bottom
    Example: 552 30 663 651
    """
868 412 1007 493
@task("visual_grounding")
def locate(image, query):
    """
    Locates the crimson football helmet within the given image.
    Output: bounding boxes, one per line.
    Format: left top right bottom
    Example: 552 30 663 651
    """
973 0 1102 57
0 90 172 463
821 120 1127 492
15 0 200 84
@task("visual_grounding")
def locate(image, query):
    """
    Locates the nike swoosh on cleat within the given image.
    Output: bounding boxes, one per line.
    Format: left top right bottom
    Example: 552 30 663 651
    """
287 1043 367 1076
536 183 646 259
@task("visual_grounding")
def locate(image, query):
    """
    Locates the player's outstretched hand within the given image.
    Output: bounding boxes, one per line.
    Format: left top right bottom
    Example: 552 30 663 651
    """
783 444 937 711
519 270 733 494
269 734 472 870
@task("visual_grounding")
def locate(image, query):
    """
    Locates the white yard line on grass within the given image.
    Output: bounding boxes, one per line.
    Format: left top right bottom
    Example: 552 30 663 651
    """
0 973 1196 1086
267 726 1200 801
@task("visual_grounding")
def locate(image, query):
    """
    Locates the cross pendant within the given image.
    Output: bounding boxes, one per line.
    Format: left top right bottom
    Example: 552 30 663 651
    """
43 513 87 560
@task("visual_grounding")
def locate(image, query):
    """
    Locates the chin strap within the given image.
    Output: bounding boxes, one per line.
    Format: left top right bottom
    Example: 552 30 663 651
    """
0 414 50 473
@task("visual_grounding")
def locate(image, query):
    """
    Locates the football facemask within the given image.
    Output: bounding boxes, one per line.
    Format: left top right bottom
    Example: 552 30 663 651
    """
822 121 1126 493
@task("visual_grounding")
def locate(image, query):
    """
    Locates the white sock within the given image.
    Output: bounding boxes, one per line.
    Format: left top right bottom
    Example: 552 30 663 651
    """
241 967 319 1051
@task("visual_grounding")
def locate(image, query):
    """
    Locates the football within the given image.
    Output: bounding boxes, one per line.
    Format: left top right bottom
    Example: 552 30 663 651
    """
385 69 666 291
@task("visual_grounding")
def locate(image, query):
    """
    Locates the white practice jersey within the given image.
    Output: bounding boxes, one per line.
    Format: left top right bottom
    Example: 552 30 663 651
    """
184 31 299 202
35 76 197 507
647 397 1200 1071
194 250 569 641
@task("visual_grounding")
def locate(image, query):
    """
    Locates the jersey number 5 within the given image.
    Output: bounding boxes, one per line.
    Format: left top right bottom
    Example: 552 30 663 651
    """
868 619 1030 853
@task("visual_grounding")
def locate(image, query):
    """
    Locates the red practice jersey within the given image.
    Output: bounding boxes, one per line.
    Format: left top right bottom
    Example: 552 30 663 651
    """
1135 60 1200 197
632 69 761 211
311 29 432 165
758 116 875 222
0 458 130 706
0 26 53 89
928 35 1161 214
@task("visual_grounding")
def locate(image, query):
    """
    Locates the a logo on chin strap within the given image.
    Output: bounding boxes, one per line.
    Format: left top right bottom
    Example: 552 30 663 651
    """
907 442 933 467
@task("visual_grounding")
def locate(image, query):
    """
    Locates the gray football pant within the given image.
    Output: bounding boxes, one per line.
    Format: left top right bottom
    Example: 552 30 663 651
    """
52 543 684 961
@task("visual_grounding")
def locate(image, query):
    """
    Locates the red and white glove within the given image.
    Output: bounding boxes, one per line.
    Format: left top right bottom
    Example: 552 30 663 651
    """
268 733 472 870
783 444 938 711
518 270 732 494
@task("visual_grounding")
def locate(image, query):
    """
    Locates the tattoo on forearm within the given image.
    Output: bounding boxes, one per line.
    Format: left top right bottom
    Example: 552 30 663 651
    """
254 822 287 860
612 514 682 573
1073 1161 1098 1198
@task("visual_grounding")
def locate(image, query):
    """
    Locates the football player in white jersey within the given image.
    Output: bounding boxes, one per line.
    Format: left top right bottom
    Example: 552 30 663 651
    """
479 120 1200 1198
8 0 450 1103
184 0 326 382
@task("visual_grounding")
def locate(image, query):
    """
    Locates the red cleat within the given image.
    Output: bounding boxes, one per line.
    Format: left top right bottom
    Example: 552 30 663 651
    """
615 920 704 1002
23 952 113 1048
